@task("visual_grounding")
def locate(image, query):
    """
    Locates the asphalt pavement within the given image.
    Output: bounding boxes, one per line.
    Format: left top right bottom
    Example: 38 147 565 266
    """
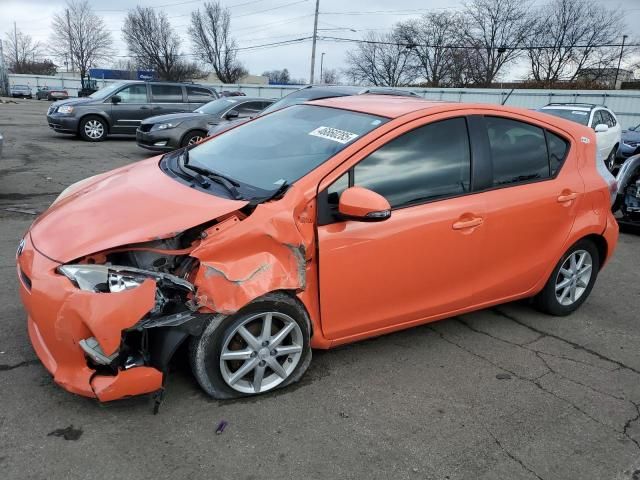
1 99 639 480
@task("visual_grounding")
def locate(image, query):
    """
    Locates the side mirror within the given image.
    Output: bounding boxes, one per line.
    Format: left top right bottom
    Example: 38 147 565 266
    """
594 123 608 133
111 95 122 104
225 109 239 120
338 186 391 222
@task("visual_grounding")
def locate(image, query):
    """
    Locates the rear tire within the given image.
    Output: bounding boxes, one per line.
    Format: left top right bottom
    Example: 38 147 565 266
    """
534 239 600 316
189 292 312 400
79 115 107 142
181 130 206 148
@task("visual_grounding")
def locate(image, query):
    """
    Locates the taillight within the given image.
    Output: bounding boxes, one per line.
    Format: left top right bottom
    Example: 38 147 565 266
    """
595 154 617 205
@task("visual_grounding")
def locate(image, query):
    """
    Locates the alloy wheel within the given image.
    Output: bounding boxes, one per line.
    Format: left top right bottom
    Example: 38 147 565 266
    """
605 150 616 172
187 135 203 145
555 249 593 306
219 312 303 394
84 120 104 140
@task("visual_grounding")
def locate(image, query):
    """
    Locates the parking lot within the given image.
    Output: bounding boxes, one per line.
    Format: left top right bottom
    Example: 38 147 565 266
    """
1 99 640 480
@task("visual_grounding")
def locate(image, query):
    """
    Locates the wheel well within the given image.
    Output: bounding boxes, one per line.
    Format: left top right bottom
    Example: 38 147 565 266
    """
78 114 110 134
180 129 207 146
582 234 607 269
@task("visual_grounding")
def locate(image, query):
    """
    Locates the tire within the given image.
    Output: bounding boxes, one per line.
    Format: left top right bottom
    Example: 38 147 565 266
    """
189 292 312 399
534 239 600 316
79 115 107 142
181 130 206 148
605 147 617 172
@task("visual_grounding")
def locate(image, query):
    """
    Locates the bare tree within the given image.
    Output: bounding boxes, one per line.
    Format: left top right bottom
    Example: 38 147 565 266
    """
322 68 339 84
396 12 460 87
262 68 290 84
190 1 247 83
3 29 43 73
526 0 626 84
459 0 534 86
122 7 204 82
344 32 417 87
50 0 112 87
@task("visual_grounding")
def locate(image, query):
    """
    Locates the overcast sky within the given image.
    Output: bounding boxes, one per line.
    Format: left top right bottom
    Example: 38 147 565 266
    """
1 0 639 82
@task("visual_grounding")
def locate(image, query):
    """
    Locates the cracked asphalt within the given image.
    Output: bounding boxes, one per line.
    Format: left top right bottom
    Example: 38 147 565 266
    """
1 100 640 480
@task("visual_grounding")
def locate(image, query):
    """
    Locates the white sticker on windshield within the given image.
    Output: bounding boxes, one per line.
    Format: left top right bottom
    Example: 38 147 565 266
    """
572 111 588 115
309 126 359 144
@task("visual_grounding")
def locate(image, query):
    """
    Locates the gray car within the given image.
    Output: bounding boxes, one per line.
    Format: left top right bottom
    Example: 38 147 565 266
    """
10 84 32 98
136 97 274 152
46 81 218 142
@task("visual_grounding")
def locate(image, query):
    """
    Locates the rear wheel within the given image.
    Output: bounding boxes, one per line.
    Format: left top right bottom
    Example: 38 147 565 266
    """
534 239 600 316
79 115 107 142
189 292 312 399
181 130 206 148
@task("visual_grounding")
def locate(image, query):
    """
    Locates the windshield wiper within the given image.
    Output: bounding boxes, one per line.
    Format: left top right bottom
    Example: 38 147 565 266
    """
178 150 243 200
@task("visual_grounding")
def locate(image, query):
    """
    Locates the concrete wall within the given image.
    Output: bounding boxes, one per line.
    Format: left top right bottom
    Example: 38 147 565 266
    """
8 73 640 128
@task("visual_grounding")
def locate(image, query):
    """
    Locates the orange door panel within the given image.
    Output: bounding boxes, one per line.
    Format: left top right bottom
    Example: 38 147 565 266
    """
318 195 485 341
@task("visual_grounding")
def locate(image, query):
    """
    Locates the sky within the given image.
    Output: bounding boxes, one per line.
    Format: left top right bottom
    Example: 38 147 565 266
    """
1 0 639 82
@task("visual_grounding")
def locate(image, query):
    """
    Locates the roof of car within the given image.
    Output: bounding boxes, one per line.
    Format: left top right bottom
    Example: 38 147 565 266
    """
542 103 611 111
309 94 447 118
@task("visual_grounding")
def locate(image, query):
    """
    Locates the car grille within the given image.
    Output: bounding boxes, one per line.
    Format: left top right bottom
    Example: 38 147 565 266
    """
139 124 153 132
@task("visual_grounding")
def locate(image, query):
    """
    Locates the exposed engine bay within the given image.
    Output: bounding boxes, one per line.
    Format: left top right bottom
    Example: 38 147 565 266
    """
614 154 640 227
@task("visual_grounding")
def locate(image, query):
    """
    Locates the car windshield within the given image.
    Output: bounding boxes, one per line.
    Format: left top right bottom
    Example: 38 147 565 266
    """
187 104 387 191
541 108 590 126
89 82 128 100
195 98 243 116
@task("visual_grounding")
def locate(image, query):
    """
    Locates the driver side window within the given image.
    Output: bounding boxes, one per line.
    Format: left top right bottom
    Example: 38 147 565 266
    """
115 84 147 103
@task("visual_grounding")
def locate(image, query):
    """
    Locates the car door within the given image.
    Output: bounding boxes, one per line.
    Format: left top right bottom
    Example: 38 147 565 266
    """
317 116 486 341
109 83 150 134
590 109 609 161
150 84 188 116
472 114 583 304
602 110 621 153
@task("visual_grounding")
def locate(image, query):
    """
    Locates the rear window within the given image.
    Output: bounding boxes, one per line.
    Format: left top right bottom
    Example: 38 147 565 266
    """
151 85 183 102
541 108 590 126
187 86 216 102
486 117 550 186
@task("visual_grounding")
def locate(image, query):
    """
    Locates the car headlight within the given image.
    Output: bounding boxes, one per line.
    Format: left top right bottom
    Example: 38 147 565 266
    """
623 141 639 148
57 265 148 293
152 122 181 131
57 105 74 114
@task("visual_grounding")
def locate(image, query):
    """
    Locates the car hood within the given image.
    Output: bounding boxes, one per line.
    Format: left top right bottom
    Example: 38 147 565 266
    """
141 112 215 125
51 97 95 108
29 157 248 263
622 129 640 142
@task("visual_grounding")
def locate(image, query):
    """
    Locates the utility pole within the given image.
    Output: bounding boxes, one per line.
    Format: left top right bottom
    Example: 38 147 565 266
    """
320 52 325 84
14 21 18 69
66 9 74 73
613 34 628 90
0 39 8 97
309 0 319 84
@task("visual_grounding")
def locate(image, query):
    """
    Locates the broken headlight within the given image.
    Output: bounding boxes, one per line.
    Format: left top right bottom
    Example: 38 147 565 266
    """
57 264 148 293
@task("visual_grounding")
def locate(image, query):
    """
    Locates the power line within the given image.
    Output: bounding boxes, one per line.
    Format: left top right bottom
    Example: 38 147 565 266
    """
96 0 269 13
233 0 310 18
318 35 640 51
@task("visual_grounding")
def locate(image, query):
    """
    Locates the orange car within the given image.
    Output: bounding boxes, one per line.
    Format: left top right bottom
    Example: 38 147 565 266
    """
17 96 619 402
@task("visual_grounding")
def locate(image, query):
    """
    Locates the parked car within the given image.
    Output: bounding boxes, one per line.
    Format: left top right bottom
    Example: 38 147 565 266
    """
137 96 274 152
539 103 622 171
10 84 32 99
207 85 421 138
36 86 69 101
46 81 218 142
17 97 618 402
617 123 640 161
219 91 246 97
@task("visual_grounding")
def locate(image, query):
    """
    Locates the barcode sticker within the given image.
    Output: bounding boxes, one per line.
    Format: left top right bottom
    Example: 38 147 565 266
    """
309 126 359 144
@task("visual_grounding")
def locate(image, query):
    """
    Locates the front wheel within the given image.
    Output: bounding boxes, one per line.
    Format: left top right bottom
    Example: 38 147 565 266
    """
189 292 312 399
534 239 600 316
605 147 617 172
181 130 206 148
79 115 107 142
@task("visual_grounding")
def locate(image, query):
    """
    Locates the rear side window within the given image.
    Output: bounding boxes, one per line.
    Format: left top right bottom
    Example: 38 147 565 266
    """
546 131 569 176
151 85 184 102
353 117 471 208
486 117 549 186
187 86 216 102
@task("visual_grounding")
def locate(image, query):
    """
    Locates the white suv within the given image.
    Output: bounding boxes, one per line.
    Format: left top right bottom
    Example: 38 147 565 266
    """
540 103 622 171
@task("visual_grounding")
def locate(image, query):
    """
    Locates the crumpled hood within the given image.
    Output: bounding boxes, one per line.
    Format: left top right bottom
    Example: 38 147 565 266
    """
30 157 248 263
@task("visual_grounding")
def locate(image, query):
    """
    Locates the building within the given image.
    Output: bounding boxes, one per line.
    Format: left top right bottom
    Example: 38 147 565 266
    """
575 68 634 89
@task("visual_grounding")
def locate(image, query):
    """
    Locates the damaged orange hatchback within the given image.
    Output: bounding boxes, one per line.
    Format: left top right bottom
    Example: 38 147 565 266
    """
17 95 619 402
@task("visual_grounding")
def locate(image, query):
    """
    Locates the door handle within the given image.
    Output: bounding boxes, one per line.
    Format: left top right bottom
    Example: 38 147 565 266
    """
452 217 483 230
557 192 577 203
